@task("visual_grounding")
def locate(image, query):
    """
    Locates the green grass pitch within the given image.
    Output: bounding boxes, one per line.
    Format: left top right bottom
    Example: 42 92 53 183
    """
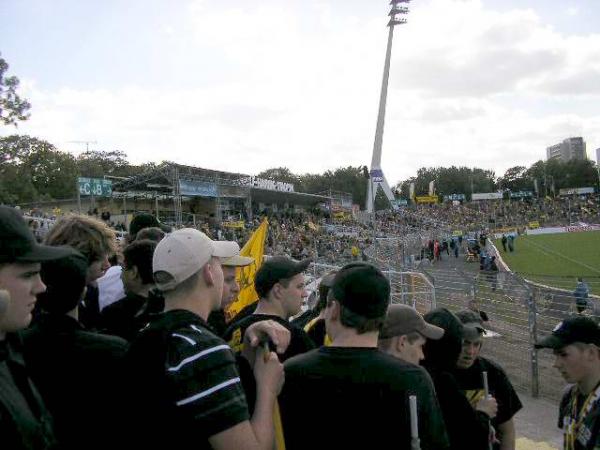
494 231 600 292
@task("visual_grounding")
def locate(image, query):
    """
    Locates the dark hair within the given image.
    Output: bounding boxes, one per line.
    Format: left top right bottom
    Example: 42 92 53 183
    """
123 239 157 285
330 300 384 334
136 227 166 243
37 251 88 314
316 284 331 312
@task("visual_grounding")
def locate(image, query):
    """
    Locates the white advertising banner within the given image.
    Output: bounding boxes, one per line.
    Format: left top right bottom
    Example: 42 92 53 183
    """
472 192 503 201
526 224 600 235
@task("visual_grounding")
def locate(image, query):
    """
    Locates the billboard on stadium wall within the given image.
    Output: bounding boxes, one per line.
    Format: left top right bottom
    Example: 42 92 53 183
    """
415 195 438 204
559 187 595 196
526 224 600 235
472 192 503 201
444 194 466 202
179 180 218 197
510 191 533 198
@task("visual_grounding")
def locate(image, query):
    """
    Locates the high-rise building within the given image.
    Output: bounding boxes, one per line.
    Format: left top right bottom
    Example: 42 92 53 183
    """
546 137 587 162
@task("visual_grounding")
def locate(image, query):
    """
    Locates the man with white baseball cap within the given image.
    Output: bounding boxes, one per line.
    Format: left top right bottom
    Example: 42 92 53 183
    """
124 228 287 450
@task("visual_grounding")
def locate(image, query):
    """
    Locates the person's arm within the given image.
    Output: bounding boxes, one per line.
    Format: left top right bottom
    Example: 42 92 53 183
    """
497 419 516 450
209 348 283 450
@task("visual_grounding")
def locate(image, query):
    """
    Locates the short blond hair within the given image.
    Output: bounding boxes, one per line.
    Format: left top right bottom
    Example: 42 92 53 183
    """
44 214 117 263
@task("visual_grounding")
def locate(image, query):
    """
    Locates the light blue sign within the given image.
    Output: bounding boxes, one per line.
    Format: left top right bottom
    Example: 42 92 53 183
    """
179 180 218 197
391 199 408 206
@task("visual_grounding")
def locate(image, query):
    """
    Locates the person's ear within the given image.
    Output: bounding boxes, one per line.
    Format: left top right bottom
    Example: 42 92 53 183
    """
203 263 214 286
330 300 341 321
396 335 406 351
271 282 283 300
131 266 140 280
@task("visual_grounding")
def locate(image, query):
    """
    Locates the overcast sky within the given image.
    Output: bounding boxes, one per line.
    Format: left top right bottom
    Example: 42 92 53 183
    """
1 0 599 186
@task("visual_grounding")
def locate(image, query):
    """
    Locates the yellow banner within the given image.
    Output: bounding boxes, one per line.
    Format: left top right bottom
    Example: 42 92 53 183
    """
226 218 269 317
415 195 438 204
222 220 245 229
528 221 540 229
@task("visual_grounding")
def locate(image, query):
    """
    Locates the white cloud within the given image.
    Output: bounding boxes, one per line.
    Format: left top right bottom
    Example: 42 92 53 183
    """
3 0 600 187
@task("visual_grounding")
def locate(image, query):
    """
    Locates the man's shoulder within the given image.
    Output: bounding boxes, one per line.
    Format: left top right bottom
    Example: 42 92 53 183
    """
284 348 322 371
478 356 510 379
133 310 224 353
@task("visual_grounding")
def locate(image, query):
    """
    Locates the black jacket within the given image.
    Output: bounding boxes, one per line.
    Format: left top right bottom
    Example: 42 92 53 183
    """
21 314 127 450
0 334 57 450
422 308 491 450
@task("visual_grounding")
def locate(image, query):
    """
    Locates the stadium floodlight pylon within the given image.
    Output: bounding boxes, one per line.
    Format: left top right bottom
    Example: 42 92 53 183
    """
366 0 410 213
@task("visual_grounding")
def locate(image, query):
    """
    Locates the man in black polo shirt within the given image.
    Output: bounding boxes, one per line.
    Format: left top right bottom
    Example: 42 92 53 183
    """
453 310 522 450
224 256 315 360
536 316 600 450
0 205 73 449
279 263 450 450
125 228 285 450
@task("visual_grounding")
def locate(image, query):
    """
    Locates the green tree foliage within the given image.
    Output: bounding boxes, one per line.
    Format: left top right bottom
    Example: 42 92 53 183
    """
0 54 31 126
257 166 368 207
399 166 496 200
498 166 530 192
76 150 133 178
0 135 78 203
525 159 598 195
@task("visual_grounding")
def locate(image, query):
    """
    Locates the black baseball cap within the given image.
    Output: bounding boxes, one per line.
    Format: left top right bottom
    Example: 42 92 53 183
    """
254 256 311 298
330 262 390 319
129 213 171 238
535 316 600 350
0 206 74 263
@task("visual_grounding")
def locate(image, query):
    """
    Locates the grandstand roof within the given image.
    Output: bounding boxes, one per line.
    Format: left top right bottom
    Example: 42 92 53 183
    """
113 162 331 205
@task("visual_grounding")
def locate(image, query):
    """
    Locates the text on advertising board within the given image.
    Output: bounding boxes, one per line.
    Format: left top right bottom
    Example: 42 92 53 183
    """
240 176 295 192
78 178 112 197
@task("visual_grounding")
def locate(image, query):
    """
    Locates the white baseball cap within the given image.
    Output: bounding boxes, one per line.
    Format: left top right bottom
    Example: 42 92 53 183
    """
153 228 240 291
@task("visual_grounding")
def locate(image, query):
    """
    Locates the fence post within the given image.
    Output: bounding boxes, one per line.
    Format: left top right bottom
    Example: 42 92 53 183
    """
526 288 540 398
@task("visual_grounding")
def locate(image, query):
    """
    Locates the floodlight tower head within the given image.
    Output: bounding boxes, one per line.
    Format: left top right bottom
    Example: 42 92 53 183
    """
388 0 410 26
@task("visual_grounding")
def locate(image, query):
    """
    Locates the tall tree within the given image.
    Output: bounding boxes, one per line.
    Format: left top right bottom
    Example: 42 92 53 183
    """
0 54 31 126
0 135 77 202
76 150 132 178
498 166 531 192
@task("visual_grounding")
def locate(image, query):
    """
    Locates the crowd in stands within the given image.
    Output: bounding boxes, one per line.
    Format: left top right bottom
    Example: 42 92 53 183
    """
4 201 600 449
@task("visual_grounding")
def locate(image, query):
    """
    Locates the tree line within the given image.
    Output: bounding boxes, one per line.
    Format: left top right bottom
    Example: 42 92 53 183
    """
1 133 598 207
396 160 599 200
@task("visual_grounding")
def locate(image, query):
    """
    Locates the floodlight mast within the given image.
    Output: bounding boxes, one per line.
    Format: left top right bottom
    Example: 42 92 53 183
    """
366 0 410 213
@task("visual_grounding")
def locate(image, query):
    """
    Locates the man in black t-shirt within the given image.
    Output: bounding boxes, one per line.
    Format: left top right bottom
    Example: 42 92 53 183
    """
454 310 522 450
124 229 285 450
279 263 449 450
224 256 314 361
536 316 600 450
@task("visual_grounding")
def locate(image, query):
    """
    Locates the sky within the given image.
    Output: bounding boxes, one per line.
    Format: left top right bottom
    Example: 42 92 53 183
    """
1 0 599 186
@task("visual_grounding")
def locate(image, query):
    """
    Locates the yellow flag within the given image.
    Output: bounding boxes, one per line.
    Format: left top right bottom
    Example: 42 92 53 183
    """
226 218 269 318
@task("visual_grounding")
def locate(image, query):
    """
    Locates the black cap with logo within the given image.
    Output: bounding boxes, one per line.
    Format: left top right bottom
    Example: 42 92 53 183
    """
535 316 600 350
